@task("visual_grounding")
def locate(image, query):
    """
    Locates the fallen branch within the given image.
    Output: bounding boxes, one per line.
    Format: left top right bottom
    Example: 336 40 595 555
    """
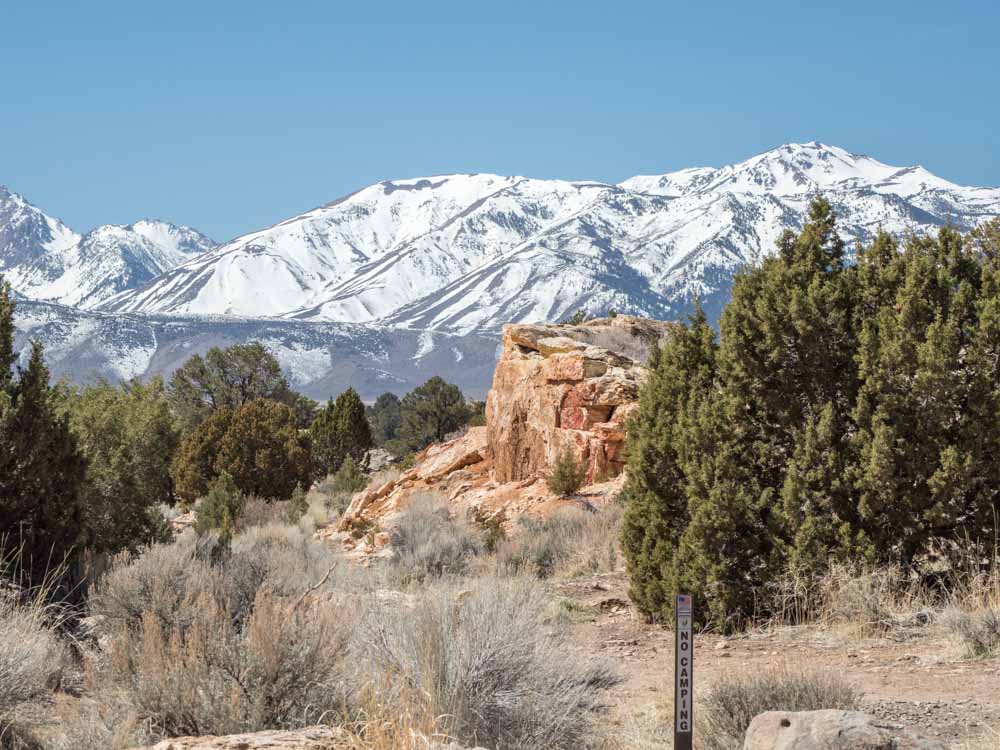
290 561 339 614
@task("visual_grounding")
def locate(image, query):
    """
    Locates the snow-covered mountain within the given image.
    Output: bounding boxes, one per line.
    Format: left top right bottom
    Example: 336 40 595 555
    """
12 297 499 399
6 142 1000 395
0 187 215 307
98 142 1000 329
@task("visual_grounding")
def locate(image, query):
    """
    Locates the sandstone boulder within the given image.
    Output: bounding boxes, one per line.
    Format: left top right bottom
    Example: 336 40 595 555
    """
136 725 349 749
487 317 669 484
169 510 196 534
743 710 947 750
322 316 671 554
136 728 487 750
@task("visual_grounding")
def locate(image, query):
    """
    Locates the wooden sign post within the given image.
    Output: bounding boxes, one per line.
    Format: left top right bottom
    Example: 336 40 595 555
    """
674 594 693 750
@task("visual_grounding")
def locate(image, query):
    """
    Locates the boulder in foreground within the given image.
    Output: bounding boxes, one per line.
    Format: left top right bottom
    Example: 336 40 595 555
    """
743 710 947 750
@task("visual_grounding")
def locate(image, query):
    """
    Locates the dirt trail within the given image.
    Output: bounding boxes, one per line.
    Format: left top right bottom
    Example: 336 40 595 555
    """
553 572 1000 746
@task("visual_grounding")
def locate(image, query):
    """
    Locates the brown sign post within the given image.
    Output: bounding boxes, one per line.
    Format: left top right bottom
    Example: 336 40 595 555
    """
675 594 693 750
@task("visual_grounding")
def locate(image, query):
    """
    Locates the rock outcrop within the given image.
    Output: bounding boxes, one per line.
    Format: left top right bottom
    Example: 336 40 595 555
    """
743 710 947 750
137 728 485 750
322 316 672 555
136 726 349 749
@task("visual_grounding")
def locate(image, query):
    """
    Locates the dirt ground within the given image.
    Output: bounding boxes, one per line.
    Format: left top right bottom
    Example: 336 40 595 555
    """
13 567 1000 748
551 571 1000 747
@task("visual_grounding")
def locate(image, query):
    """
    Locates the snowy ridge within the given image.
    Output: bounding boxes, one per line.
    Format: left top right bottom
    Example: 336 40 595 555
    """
11 297 499 399
0 186 215 307
6 141 999 396
95 142 1000 331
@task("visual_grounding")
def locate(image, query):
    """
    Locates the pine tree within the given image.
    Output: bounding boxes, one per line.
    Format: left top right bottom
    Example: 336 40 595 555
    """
215 399 312 499
546 446 585 496
0 323 87 584
367 392 402 446
620 308 717 622
309 387 372 476
195 471 244 536
393 377 471 455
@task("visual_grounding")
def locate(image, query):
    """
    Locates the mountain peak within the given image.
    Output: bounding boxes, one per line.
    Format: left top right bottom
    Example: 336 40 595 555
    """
622 142 966 199
0 192 214 309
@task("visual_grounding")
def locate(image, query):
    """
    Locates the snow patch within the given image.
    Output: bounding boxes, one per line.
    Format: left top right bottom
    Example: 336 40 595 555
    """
413 330 436 360
262 339 332 384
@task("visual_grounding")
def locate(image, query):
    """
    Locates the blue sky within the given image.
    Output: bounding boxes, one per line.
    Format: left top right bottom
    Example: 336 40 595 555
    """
2 0 997 241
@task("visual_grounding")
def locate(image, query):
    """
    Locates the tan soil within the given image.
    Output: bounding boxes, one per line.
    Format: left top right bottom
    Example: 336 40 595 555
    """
550 571 1000 746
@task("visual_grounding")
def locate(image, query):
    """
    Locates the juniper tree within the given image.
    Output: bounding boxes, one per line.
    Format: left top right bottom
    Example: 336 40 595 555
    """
215 399 312 499
367 392 402 446
620 308 716 622
0 284 87 584
393 377 471 455
168 342 298 432
60 378 178 552
309 387 372 476
172 407 235 502
853 229 987 563
622 208 1000 630
195 471 244 536
546 446 586 497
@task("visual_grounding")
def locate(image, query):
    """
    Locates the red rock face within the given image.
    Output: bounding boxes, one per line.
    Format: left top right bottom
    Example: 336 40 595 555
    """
486 318 667 484
325 316 674 555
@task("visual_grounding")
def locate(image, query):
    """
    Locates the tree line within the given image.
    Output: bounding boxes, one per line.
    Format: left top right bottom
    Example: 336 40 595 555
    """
622 198 1000 631
0 293 481 587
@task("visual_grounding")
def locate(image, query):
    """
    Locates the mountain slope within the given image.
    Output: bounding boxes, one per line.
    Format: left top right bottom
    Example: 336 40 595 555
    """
98 142 1000 331
12 297 499 399
0 187 215 307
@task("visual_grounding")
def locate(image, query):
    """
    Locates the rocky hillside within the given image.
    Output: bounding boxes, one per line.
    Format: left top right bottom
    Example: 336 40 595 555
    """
323 316 672 554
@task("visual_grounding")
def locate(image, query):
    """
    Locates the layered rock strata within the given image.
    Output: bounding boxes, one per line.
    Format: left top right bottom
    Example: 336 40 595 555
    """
321 316 673 554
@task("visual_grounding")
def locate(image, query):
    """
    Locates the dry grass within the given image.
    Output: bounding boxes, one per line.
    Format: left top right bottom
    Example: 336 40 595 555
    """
0 559 69 750
0 598 65 713
353 576 619 749
100 585 352 738
386 493 483 582
600 696 674 750
0 721 45 750
757 541 1000 652
491 504 623 580
41 692 142 750
77 523 353 744
955 726 1000 750
760 563 931 637
233 496 289 532
697 666 862 750
941 607 1000 658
